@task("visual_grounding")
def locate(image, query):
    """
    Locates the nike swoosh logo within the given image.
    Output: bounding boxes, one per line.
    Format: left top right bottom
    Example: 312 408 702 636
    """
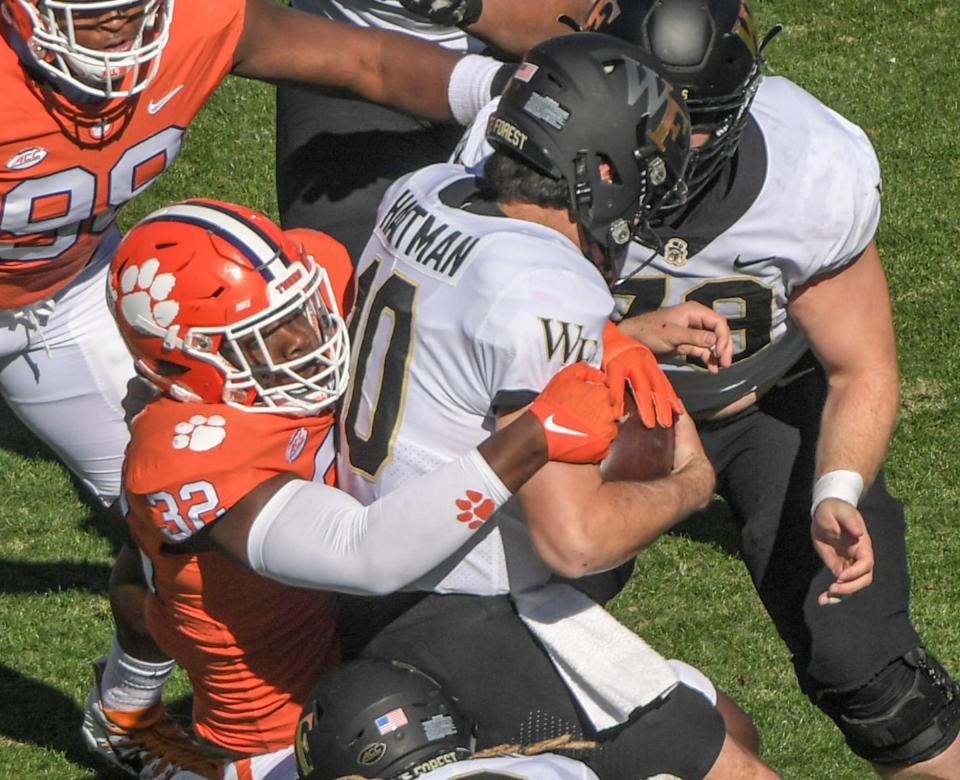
732 254 778 269
543 414 587 437
775 366 816 389
147 85 184 115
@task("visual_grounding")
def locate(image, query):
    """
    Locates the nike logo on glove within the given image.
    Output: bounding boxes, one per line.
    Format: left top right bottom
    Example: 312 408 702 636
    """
148 85 184 115
732 254 778 269
543 414 587 437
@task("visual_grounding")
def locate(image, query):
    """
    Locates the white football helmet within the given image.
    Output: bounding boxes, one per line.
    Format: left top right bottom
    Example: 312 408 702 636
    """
2 0 174 100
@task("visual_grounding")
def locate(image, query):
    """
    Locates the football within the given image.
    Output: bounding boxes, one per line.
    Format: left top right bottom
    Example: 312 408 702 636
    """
600 392 675 482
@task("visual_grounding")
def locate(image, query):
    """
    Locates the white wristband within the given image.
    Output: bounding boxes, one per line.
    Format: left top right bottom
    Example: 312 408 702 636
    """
811 469 864 518
448 54 501 125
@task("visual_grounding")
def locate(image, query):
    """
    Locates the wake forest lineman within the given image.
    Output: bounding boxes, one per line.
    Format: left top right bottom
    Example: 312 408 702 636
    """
452 0 960 775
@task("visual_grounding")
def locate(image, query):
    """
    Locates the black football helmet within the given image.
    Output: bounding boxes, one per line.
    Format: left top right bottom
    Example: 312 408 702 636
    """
295 659 473 780
584 0 780 203
486 32 690 279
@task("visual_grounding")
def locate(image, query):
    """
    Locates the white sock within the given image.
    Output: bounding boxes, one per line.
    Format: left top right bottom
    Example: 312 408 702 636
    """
99 634 175 713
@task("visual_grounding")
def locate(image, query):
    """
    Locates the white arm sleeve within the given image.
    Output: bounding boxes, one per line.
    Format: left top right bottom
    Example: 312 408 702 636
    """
246 448 511 594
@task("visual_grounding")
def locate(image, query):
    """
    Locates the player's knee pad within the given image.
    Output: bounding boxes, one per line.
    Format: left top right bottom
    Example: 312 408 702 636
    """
813 647 960 765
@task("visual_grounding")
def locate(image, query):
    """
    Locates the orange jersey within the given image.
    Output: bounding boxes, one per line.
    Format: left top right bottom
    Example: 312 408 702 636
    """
0 0 244 309
124 399 340 755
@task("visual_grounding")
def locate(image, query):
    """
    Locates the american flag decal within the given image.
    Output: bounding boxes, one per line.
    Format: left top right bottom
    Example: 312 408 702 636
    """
375 708 408 735
513 62 539 83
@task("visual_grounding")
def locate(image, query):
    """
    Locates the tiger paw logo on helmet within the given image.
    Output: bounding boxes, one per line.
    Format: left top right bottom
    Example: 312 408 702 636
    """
117 258 179 334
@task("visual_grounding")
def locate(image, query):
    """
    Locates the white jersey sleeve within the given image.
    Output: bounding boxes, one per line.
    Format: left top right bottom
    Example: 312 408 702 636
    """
751 76 881 288
450 95 500 167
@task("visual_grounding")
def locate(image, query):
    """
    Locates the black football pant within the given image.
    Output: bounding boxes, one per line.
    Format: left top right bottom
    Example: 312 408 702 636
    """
276 83 464 261
357 592 726 780
698 351 921 695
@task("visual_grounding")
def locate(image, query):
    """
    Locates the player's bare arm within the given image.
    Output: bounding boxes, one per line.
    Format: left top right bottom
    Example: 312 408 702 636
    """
498 406 715 577
469 0 592 53
617 301 735 373
790 240 894 600
232 0 461 120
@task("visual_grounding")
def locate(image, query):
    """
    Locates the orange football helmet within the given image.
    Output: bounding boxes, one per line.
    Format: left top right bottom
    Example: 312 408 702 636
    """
1 0 173 100
109 199 351 416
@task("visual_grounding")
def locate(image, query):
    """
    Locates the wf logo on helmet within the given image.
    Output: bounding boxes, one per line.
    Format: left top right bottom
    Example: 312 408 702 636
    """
736 0 760 55
584 0 622 29
623 58 690 152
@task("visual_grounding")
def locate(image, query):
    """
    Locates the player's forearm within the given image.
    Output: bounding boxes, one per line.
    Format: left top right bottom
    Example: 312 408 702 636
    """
525 457 715 577
817 365 899 489
478 412 548 492
463 0 591 55
233 0 459 119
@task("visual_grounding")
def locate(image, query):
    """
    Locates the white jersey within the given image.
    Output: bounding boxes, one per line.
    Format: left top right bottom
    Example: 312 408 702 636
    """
339 163 613 595
454 76 882 412
293 0 478 51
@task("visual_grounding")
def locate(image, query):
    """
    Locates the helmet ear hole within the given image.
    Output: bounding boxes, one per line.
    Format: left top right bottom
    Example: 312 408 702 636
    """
597 154 621 185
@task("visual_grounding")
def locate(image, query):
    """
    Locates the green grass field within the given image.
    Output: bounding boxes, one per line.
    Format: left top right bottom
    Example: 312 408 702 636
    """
2 1 959 777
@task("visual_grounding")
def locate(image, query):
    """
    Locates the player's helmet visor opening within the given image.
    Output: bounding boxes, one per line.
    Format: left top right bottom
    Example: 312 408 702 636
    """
5 0 173 100
211 266 350 414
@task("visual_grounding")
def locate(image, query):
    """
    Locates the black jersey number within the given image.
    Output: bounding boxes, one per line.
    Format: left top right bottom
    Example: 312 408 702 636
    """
343 259 418 478
614 276 773 363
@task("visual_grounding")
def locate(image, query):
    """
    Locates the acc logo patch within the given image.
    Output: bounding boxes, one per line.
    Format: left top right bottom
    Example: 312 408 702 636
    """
286 427 309 462
358 742 387 766
6 147 47 170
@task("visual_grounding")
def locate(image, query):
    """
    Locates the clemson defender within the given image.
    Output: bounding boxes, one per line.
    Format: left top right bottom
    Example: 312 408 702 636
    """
106 198 629 778
0 0 508 772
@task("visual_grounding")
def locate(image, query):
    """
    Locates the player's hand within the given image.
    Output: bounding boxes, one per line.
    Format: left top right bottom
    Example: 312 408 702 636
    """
602 321 683 428
397 0 483 27
616 302 734 374
811 499 875 605
527 363 618 464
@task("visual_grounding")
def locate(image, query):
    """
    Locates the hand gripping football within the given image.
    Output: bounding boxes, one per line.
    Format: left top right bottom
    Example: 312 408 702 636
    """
600 391 675 482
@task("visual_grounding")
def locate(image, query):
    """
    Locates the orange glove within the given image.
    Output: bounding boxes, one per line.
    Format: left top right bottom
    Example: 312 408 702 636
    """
527 362 619 464
602 321 684 428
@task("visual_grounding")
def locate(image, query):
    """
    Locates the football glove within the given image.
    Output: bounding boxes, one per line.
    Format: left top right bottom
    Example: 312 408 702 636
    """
602 321 684 428
528 362 619 464
398 0 483 28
